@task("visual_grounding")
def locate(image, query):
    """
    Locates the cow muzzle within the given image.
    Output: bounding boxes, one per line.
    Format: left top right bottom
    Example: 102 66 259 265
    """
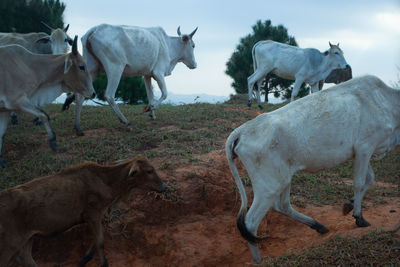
156 182 168 193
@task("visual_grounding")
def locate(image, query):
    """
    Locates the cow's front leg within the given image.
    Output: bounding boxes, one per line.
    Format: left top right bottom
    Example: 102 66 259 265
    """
352 152 374 227
144 76 156 120
290 79 304 102
0 112 10 168
16 97 57 151
310 83 319 93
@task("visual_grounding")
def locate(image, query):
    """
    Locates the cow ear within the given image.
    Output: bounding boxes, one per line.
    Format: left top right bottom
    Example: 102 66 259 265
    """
323 50 329 56
36 36 51 44
64 56 72 74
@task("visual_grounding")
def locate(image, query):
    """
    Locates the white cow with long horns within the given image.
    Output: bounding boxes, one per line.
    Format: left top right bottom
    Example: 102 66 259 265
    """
63 24 198 136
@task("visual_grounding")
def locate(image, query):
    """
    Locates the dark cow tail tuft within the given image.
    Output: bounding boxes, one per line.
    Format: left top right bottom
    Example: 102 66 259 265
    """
237 208 266 244
62 94 76 111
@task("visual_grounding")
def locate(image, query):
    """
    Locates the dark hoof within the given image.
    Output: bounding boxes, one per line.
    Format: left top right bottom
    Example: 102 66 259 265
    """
0 157 7 168
76 130 84 137
11 114 18 125
310 221 329 234
247 101 252 107
355 216 371 227
342 201 354 215
33 117 42 126
258 104 264 110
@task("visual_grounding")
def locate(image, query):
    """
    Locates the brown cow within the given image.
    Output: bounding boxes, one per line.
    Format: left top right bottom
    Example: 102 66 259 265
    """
0 156 167 267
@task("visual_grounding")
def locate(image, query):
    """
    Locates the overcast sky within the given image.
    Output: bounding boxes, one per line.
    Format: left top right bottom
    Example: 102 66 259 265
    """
61 0 400 97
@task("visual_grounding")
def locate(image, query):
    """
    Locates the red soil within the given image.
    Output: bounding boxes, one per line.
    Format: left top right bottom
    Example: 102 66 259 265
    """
32 150 400 266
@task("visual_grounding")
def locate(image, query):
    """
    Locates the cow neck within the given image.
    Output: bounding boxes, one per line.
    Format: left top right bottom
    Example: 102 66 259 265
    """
310 55 338 84
34 54 68 87
166 37 184 75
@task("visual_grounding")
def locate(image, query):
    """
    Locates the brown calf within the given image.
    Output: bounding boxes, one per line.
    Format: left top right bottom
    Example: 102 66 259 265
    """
0 156 166 267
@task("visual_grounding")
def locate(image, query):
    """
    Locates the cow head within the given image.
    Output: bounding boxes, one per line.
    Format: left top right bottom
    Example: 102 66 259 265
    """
177 26 198 69
63 36 96 99
323 42 349 70
128 156 167 193
325 65 353 84
38 22 73 54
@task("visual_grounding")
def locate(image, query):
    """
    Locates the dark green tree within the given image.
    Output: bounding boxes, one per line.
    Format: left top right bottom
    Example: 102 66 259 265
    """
226 20 309 102
0 0 66 33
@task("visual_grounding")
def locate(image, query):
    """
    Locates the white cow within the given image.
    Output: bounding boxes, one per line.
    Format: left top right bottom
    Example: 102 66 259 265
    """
64 24 198 136
226 75 400 264
248 40 350 108
0 36 96 167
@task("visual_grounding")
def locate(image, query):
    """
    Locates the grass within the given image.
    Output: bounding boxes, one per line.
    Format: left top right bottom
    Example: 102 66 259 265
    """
0 101 399 266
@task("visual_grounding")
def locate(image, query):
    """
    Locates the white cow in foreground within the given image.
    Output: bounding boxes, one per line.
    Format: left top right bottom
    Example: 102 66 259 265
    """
226 75 400 264
0 37 96 167
248 41 350 108
63 24 198 136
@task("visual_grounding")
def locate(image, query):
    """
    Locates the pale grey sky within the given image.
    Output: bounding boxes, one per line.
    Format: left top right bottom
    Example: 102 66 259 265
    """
61 0 400 97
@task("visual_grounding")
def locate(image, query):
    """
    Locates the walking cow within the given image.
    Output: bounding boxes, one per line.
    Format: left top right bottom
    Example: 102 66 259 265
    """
63 24 198 136
0 36 96 167
226 75 400 264
247 40 350 108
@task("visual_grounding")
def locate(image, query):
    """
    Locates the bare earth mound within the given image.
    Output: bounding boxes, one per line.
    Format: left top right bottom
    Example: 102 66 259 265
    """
33 150 400 266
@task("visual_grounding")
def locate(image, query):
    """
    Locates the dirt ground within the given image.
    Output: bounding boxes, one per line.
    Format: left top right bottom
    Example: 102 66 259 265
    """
33 150 400 266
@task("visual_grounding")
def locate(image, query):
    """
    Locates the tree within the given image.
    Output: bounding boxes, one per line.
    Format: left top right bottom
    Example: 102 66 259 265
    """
225 20 309 102
0 0 66 33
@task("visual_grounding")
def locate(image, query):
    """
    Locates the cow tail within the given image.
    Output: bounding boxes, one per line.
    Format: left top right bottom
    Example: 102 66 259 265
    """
252 41 259 72
225 130 264 244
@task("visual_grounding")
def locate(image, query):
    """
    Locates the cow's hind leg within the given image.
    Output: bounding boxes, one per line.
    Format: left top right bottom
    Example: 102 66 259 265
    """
244 192 274 264
0 112 10 167
15 238 38 267
273 184 329 234
104 66 129 125
247 71 266 108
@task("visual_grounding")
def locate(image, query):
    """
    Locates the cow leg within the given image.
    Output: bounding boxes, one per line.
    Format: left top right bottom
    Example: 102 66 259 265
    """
144 76 156 119
310 83 319 93
352 151 373 227
273 184 329 234
247 71 265 108
290 79 304 102
16 97 57 151
73 93 86 136
0 112 10 168
15 238 38 267
245 193 274 264
10 112 18 125
79 216 108 267
104 67 129 125
256 79 263 109
343 164 375 216
152 74 168 110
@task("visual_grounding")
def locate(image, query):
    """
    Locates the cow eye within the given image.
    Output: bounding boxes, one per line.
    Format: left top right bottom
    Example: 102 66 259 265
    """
147 170 154 174
334 52 339 55
79 65 85 71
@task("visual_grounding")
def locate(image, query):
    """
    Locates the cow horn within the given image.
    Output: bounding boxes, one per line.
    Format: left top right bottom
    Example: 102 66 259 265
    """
177 26 181 36
41 21 54 31
64 24 70 32
72 35 78 55
329 41 333 48
337 42 340 47
189 27 198 38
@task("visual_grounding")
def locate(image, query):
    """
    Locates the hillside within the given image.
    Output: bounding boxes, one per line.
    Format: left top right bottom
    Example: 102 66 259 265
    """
1 102 399 266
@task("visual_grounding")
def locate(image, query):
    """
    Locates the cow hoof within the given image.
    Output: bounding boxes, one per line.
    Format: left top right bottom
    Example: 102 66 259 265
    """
258 104 264 110
247 101 252 107
310 221 329 234
49 139 57 152
11 114 18 125
0 158 7 168
33 117 42 126
355 216 371 227
342 201 354 215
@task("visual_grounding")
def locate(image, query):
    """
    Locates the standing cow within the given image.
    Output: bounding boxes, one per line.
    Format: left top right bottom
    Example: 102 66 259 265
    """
247 40 350 108
0 36 96 167
63 24 198 136
226 75 400 264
